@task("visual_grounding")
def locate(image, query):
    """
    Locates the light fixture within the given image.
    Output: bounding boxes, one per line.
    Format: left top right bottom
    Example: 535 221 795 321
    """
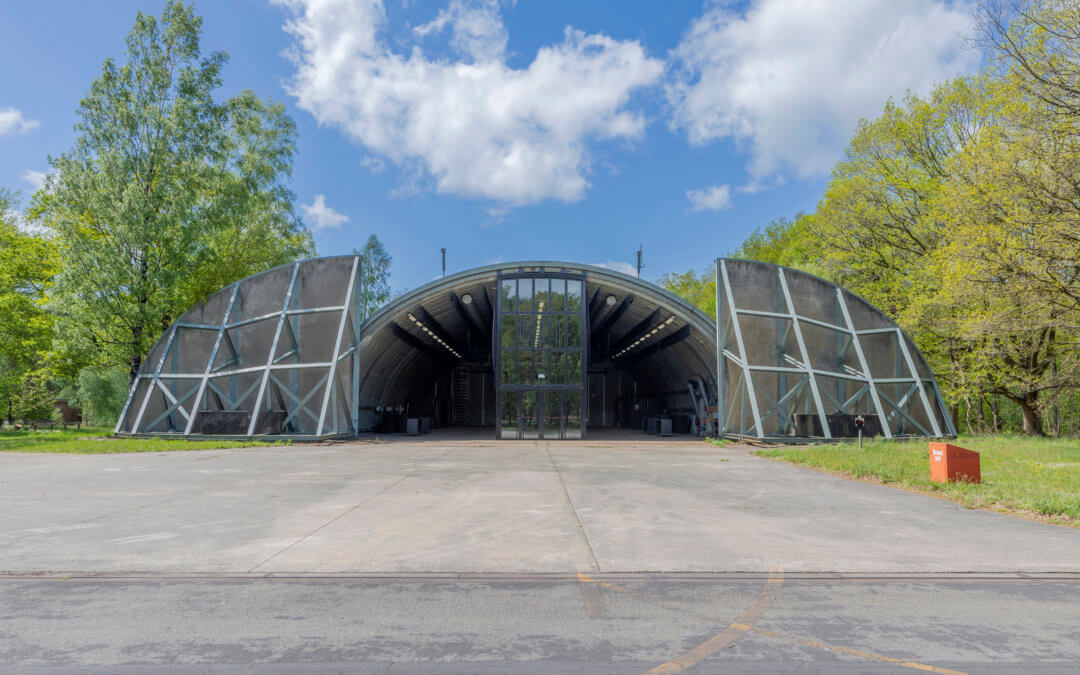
605 295 617 306
407 312 462 359
461 293 473 305
612 316 677 359
534 301 545 348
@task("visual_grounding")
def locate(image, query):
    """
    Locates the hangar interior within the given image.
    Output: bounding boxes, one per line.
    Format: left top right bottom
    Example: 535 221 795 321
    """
353 263 719 439
115 257 954 441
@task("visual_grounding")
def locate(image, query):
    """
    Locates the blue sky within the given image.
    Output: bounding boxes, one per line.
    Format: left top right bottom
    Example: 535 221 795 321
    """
0 0 978 292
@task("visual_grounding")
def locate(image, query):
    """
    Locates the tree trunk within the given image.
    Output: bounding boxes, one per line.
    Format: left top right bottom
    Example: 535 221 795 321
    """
949 403 959 434
130 256 150 387
990 397 1001 432
6 395 12 426
1017 392 1045 436
129 332 143 387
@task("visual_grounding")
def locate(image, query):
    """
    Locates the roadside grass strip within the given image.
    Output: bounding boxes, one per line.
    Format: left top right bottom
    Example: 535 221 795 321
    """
0 427 288 454
756 435 1080 527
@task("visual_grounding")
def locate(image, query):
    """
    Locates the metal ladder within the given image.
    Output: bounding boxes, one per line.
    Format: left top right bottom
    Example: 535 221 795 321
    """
452 367 469 425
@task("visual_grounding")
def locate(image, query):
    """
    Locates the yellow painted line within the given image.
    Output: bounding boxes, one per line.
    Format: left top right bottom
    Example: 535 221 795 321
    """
590 573 964 675
747 625 967 675
645 568 784 673
577 572 605 618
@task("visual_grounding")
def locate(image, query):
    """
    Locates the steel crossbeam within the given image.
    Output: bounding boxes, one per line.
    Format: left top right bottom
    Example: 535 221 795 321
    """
182 284 241 435
719 260 762 438
130 327 178 434
895 329 943 437
835 287 893 439
246 263 301 437
777 268 832 439
316 256 359 437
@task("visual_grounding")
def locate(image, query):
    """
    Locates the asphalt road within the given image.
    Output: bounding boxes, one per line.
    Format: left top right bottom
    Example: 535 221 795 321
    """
2 431 1080 672
3 574 1079 672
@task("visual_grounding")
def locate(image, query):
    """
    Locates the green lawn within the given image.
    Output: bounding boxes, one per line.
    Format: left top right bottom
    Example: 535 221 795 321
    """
756 436 1080 527
0 426 288 453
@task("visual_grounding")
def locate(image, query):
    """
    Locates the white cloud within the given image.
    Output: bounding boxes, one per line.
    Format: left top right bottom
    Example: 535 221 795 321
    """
300 194 350 231
592 260 638 276
3 207 48 236
686 184 732 212
0 107 40 135
360 156 386 173
277 0 663 205
667 0 978 180
413 0 507 63
22 169 47 191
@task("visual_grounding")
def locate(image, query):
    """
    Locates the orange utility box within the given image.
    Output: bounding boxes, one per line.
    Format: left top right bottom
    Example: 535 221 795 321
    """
929 442 981 484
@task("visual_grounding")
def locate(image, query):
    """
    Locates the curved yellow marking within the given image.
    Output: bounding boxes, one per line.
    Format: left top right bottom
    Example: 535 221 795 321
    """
646 569 784 673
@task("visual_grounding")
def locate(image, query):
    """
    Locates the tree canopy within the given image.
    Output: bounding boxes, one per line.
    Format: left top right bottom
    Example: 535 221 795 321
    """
663 0 1080 436
38 0 313 384
0 190 57 423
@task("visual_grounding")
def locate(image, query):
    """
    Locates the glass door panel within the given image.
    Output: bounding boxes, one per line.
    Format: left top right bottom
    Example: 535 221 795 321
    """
522 391 539 439
543 391 563 440
501 391 518 439
565 391 582 439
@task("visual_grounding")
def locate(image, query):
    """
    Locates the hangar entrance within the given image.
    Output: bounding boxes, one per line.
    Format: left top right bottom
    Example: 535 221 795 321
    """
348 262 719 441
495 272 586 439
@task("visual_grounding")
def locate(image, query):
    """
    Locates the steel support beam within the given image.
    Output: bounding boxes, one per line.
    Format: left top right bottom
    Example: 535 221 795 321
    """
414 305 467 356
609 308 662 358
719 260 763 438
480 285 494 329
777 267 832 439
592 294 634 342
183 283 240 435
617 324 691 366
246 263 300 437
587 287 602 320
450 291 489 342
896 328 943 437
390 323 456 364
835 288 893 439
130 326 178 434
316 256 360 437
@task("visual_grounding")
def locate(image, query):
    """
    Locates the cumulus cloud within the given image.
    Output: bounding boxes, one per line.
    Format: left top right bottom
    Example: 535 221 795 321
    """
667 0 978 180
277 0 663 205
22 169 47 191
360 156 386 173
592 260 638 276
3 207 48 236
0 107 39 135
686 184 732 212
413 0 507 63
300 194 350 231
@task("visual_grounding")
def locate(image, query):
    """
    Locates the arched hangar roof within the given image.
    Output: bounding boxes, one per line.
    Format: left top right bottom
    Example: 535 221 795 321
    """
353 261 719 408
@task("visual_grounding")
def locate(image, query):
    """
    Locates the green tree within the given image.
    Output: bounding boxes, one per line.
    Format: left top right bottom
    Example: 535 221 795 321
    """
40 1 313 385
67 366 130 427
658 267 716 319
0 189 56 425
353 235 393 323
731 215 823 276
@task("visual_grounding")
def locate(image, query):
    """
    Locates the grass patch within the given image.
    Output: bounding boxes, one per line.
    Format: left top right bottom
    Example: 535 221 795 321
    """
756 435 1080 527
0 427 289 454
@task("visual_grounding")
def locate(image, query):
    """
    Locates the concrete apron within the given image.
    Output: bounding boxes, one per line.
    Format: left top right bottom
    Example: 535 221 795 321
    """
2 435 1080 575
